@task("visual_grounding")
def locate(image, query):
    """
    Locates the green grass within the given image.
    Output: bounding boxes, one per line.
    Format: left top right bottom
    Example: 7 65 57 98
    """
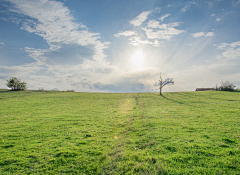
0 89 239 174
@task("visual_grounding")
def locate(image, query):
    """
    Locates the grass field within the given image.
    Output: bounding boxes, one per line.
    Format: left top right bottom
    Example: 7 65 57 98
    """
0 89 239 174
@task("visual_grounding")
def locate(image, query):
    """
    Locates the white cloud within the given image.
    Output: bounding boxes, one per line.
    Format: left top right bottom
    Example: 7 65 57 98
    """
216 41 240 60
216 17 221 21
229 41 240 47
0 0 116 91
217 41 240 50
115 12 183 46
205 32 215 37
0 42 4 45
192 32 214 38
129 36 159 46
7 0 110 68
147 20 182 30
147 20 167 29
24 47 46 61
211 13 215 16
143 21 184 40
159 14 171 22
221 48 240 59
130 11 152 26
114 31 137 37
192 32 205 38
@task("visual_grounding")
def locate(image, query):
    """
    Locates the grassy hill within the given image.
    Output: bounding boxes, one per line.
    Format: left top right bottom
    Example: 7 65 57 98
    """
0 89 239 174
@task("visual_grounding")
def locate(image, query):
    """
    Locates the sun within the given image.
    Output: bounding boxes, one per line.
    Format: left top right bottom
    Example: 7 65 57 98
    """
131 51 144 67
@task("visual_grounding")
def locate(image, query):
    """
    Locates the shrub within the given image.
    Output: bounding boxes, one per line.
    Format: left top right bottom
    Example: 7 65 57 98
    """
51 88 59 92
66 89 75 92
216 81 236 91
6 77 27 91
38 88 44 91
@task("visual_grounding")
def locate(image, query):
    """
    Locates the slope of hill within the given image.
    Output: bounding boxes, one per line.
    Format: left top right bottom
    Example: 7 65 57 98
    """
0 89 239 174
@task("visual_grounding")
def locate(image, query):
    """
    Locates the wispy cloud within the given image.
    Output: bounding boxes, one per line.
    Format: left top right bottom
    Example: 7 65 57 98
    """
216 41 240 60
181 5 188 12
181 2 195 12
143 21 184 40
7 0 110 68
192 31 214 37
114 31 137 37
192 32 205 37
205 32 214 37
211 13 215 16
129 36 159 46
214 11 234 22
130 11 152 26
159 14 171 21
115 12 184 46
234 0 240 6
0 42 4 45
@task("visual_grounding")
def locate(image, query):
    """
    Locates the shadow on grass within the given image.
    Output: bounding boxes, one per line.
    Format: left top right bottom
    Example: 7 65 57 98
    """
0 89 27 93
226 90 240 93
161 94 203 108
161 94 185 105
0 90 11 93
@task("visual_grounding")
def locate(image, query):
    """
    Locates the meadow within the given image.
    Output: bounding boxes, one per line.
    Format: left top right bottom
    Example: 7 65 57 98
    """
0 89 239 174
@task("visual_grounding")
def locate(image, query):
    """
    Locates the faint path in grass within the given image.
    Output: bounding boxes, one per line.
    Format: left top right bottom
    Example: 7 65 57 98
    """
100 93 166 174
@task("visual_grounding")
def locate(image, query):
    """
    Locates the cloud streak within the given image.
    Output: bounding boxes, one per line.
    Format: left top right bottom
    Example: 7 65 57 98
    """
181 2 195 12
129 36 159 46
114 31 137 37
130 11 152 26
192 32 214 38
234 0 240 6
159 14 171 21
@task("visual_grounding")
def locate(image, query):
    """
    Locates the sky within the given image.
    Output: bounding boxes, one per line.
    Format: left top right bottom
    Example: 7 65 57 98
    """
0 0 240 92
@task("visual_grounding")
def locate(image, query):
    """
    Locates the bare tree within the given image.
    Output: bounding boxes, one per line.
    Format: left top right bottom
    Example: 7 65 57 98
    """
159 73 174 95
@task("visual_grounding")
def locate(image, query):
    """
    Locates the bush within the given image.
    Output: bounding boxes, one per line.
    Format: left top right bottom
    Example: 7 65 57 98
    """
38 88 44 91
51 88 59 92
6 77 27 91
216 81 236 91
66 89 75 92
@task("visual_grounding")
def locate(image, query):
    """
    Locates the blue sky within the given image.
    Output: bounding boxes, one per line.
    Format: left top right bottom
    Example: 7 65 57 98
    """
0 0 240 92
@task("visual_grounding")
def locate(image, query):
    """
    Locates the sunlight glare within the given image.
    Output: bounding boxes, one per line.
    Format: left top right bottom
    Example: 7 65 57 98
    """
131 51 144 67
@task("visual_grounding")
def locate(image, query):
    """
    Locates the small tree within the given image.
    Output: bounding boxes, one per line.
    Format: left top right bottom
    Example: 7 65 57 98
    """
159 73 174 95
6 77 27 91
216 81 236 91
